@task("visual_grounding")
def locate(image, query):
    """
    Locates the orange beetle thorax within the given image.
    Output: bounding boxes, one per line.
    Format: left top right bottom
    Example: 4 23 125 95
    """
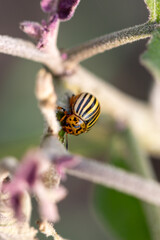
65 114 86 136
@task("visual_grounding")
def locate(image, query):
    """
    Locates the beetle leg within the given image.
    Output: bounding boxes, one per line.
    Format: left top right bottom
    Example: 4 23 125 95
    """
59 114 67 122
65 133 68 150
57 106 65 111
57 106 68 122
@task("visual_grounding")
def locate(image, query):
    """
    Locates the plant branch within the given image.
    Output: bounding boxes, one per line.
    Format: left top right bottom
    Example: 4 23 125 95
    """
68 157 160 206
1 33 160 155
0 35 64 75
65 22 160 68
1 22 159 74
35 68 60 135
41 135 160 207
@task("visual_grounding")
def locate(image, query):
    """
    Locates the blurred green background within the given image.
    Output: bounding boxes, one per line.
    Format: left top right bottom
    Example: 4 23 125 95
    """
0 0 158 240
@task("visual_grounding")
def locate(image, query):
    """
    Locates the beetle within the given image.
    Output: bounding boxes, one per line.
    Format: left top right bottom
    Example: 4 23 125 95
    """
57 92 100 147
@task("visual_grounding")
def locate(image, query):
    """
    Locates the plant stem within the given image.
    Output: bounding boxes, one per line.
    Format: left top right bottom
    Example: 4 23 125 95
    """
0 35 64 74
65 22 160 66
41 135 160 207
35 68 60 135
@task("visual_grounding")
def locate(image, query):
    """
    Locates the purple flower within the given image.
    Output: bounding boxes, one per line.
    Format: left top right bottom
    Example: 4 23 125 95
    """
4 150 67 222
37 0 81 50
40 0 80 21
58 0 80 21
20 21 43 40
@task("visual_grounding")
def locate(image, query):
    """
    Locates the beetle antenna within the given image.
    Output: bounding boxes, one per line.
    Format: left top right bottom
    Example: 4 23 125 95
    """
66 133 68 150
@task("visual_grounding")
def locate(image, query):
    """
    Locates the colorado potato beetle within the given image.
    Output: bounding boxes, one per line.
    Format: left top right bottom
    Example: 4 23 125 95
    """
57 93 100 147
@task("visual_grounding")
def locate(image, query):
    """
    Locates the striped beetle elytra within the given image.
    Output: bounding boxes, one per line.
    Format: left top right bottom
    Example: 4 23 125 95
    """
58 92 100 136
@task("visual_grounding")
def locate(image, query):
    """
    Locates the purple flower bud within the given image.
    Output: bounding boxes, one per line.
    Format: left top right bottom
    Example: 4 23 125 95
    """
58 0 80 21
20 21 43 40
41 0 80 21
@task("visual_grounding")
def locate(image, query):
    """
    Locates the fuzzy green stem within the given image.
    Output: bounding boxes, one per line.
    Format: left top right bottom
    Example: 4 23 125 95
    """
65 22 160 66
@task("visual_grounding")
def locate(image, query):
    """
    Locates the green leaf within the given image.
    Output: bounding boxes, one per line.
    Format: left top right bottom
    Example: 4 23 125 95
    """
141 29 160 80
144 0 160 22
94 185 151 240
93 158 152 240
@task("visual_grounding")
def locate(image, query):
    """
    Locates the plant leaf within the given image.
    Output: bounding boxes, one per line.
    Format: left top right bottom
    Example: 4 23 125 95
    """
141 29 160 81
144 0 160 22
93 185 151 240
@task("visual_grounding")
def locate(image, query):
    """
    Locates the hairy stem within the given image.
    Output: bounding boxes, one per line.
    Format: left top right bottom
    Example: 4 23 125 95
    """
68 157 160 206
65 22 160 67
41 135 160 207
35 68 60 135
0 35 64 74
